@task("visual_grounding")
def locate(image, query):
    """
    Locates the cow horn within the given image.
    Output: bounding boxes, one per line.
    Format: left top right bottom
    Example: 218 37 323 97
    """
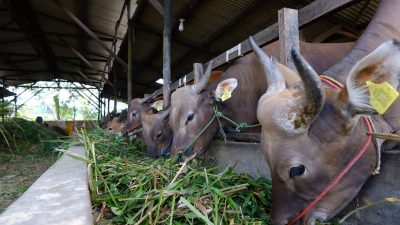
138 95 153 104
291 48 325 125
250 36 286 96
192 61 213 94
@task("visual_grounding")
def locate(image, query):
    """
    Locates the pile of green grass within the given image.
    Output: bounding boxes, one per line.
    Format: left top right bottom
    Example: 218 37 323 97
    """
0 118 67 155
67 127 272 224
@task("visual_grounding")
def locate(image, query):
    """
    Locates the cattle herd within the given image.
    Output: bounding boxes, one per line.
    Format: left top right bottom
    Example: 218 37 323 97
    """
98 36 400 225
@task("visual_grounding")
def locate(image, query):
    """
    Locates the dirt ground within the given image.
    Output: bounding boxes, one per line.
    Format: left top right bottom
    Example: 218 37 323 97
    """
0 153 57 213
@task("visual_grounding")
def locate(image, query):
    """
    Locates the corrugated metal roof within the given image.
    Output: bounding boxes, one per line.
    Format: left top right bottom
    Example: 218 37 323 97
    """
0 0 134 88
102 0 378 100
0 0 378 100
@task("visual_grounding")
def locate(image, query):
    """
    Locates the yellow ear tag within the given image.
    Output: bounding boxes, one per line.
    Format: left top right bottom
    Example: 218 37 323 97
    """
156 105 163 111
366 80 399 115
221 88 232 102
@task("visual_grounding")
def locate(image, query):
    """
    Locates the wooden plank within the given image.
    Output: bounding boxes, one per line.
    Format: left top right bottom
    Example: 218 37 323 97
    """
127 0 133 107
279 8 299 70
193 63 203 83
162 0 172 107
148 0 164 16
147 0 355 99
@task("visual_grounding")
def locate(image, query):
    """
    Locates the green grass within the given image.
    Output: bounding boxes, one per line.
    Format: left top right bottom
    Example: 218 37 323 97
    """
63 126 272 224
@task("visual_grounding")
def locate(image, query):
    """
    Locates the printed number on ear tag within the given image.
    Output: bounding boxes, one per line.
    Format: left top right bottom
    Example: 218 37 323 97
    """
366 80 399 115
221 88 232 102
156 105 163 111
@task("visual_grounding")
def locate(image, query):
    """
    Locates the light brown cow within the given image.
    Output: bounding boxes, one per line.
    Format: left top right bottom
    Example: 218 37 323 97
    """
168 41 354 161
251 38 400 225
124 98 152 136
105 109 127 135
141 108 173 158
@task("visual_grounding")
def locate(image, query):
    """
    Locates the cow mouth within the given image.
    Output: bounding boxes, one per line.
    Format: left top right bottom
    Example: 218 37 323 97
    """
302 212 328 225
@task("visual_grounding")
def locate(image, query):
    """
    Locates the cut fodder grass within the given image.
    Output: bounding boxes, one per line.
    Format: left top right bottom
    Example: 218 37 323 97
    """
66 126 272 224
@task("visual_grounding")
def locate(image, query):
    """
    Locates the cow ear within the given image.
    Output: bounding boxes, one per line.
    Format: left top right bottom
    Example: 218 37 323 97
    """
214 78 238 102
151 100 164 112
342 39 400 116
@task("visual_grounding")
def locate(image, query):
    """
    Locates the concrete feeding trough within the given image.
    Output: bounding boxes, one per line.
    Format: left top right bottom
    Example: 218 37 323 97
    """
0 146 92 225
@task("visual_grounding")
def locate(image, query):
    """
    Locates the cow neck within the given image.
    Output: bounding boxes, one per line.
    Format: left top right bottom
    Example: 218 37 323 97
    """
288 76 373 225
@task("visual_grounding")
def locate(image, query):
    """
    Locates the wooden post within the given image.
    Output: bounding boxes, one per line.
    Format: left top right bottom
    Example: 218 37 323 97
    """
98 89 101 120
162 0 172 108
278 8 299 70
126 0 133 109
107 97 110 113
113 45 118 112
193 63 203 83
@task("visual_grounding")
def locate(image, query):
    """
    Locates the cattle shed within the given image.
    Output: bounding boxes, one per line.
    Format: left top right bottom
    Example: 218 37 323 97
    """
2 0 400 225
0 0 378 112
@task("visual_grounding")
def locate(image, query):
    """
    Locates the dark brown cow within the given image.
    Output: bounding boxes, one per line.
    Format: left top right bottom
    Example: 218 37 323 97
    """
252 38 400 225
168 41 354 161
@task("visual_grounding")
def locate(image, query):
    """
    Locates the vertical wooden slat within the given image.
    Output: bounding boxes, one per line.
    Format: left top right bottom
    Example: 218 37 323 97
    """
127 0 133 109
278 8 299 70
162 0 172 108
193 63 203 83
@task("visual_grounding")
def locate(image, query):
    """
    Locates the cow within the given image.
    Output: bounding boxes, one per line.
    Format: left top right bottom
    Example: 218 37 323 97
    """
105 109 127 135
250 38 400 225
124 97 153 137
141 107 173 158
168 41 354 161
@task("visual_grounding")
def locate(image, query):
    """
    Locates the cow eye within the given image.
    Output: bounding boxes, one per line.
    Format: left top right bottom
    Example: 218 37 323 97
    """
132 111 138 117
289 165 305 178
185 113 194 125
156 130 163 140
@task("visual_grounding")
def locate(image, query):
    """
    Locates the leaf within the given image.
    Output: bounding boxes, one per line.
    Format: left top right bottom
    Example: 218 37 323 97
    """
178 197 214 225
111 206 123 216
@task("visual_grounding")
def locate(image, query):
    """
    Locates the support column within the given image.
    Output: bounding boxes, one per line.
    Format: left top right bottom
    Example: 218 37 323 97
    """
162 0 172 108
278 8 299 71
193 63 203 83
126 0 133 109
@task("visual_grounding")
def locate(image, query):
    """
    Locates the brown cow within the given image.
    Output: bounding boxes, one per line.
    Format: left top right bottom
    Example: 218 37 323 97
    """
105 109 127 135
251 38 400 225
141 108 173 158
168 41 354 161
124 98 152 137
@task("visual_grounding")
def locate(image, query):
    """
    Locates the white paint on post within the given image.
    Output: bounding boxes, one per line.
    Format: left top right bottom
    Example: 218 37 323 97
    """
279 8 300 70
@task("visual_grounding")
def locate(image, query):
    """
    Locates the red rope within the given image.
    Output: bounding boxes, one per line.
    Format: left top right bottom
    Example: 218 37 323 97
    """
287 77 373 225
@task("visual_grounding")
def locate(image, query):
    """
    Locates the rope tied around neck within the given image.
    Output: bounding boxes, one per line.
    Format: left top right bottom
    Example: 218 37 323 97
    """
176 102 261 160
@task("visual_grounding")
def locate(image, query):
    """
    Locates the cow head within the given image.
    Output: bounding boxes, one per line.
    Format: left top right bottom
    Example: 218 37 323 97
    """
252 38 400 225
125 97 151 135
169 63 238 161
141 107 172 158
106 109 127 135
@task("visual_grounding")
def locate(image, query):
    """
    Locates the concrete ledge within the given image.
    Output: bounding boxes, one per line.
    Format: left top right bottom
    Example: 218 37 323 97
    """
206 141 271 179
0 146 92 225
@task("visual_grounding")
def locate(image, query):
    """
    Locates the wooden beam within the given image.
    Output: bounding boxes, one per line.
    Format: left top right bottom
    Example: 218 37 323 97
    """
193 63 203 83
172 0 264 69
278 8 299 71
148 0 356 100
162 0 172 107
127 0 133 105
57 36 113 87
0 27 117 42
148 0 164 16
53 0 127 68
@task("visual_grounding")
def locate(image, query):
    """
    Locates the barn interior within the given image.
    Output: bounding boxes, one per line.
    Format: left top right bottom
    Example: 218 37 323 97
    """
0 0 378 115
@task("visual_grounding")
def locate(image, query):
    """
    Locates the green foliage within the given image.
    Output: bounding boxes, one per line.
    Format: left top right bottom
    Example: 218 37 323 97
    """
65 127 272 224
0 118 68 154
0 101 13 120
